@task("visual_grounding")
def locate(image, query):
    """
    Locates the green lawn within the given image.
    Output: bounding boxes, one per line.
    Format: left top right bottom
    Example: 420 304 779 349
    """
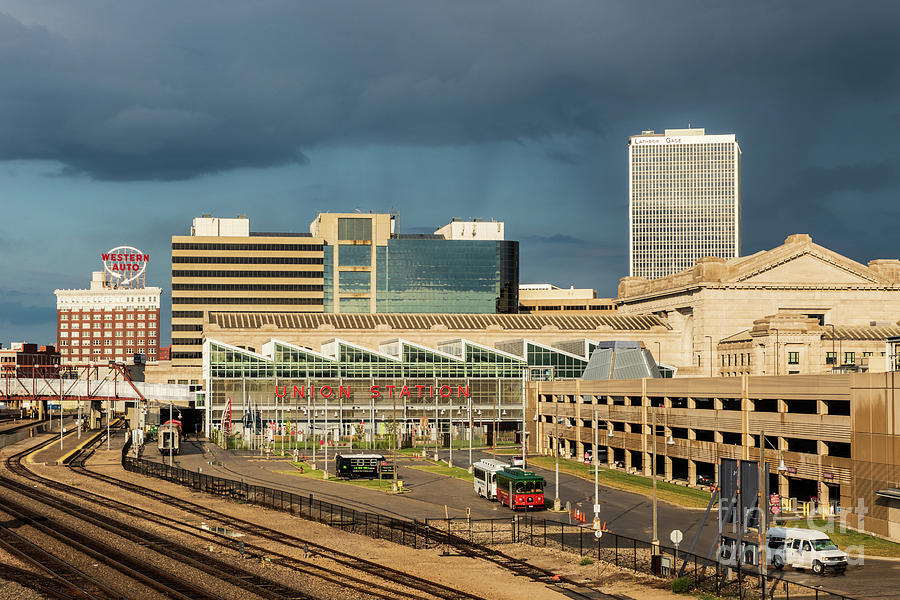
527 455 711 509
276 462 404 493
407 461 475 482
780 518 900 558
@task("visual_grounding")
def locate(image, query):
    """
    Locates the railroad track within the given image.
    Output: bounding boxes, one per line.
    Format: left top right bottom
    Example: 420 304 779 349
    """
0 417 49 435
0 515 124 600
0 435 238 600
13 430 486 600
81 435 623 600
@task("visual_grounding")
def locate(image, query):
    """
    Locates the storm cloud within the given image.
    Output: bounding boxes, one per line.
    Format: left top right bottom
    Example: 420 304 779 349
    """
1 1 898 181
1 1 900 345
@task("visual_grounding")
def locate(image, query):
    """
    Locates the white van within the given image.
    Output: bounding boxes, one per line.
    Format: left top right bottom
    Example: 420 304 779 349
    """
766 527 848 574
473 459 510 500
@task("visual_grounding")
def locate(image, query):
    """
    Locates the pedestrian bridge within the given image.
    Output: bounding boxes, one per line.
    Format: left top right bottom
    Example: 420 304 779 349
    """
1 365 196 407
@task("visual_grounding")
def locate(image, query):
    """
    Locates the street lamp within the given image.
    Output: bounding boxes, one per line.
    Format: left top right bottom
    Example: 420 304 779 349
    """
168 400 173 467
704 335 713 377
651 409 659 554
391 385 398 493
593 408 601 529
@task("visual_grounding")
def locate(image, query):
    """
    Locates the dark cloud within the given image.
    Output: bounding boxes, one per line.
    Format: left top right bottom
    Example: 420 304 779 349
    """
1 2 898 180
0 296 54 327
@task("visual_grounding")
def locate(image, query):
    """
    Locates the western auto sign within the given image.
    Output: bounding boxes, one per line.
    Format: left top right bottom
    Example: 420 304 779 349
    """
102 245 149 286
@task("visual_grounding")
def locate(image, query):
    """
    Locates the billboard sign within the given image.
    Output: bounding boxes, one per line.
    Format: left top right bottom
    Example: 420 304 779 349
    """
101 246 149 287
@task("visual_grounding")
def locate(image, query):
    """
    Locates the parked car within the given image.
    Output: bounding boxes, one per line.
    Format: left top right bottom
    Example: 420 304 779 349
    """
696 475 714 487
510 454 526 468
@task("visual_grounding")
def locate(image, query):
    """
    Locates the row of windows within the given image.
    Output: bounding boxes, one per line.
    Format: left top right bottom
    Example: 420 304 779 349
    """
172 338 203 345
173 256 323 265
172 324 204 331
172 311 203 318
61 338 155 346
171 297 323 305
172 270 322 278
172 242 322 252
62 348 153 355
172 283 323 292
60 313 156 321
61 322 153 329
60 331 155 338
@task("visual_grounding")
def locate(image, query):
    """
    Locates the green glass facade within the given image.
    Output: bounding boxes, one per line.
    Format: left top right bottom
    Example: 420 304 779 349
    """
324 239 518 314
204 338 530 440
376 239 518 314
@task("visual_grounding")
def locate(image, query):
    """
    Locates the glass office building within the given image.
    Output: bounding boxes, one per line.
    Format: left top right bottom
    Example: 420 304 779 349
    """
324 237 518 314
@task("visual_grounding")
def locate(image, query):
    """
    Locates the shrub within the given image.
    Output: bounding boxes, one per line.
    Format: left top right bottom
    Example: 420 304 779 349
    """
579 556 594 566
671 576 692 593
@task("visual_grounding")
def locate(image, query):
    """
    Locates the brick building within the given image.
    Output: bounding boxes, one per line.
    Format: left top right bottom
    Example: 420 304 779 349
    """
0 343 60 377
55 271 161 365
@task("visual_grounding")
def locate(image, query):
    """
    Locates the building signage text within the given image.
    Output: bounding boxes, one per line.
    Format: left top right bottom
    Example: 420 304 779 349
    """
275 384 471 400
101 245 150 286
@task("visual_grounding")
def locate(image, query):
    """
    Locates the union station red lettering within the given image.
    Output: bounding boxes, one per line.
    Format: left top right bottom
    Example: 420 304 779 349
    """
274 384 470 399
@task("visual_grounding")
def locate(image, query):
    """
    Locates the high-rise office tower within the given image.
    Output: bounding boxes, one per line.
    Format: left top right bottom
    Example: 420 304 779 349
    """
628 127 741 280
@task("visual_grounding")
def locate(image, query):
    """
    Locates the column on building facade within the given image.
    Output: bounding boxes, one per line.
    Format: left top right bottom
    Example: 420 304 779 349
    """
741 374 750 461
662 396 672 481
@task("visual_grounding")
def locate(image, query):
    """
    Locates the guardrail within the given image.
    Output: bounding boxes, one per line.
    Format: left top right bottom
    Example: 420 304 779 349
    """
121 443 859 600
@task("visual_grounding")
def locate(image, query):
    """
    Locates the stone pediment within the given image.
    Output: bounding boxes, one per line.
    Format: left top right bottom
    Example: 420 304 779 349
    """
733 251 882 285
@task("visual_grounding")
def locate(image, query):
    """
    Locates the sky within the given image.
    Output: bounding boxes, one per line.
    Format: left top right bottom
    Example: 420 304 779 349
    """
1 1 899 346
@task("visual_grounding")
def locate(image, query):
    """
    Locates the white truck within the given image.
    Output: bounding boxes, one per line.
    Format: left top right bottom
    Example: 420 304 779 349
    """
766 527 848 574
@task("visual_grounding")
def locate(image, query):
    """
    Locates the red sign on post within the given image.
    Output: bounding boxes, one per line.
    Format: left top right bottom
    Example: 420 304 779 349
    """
770 493 781 515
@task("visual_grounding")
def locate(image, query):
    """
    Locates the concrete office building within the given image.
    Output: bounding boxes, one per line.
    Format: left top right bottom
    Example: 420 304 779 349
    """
55 271 161 365
629 127 741 280
529 372 900 542
170 216 325 368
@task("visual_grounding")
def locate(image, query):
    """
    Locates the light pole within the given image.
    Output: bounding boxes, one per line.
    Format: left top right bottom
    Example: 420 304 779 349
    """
168 400 173 467
553 389 561 511
59 368 63 450
434 390 440 462
759 428 768 598
467 392 473 473
651 409 659 554
704 335 713 377
391 388 398 493
323 391 329 479
448 401 453 468
593 407 601 529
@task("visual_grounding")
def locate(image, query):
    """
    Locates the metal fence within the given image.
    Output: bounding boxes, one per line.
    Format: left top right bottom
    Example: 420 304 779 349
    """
122 447 858 600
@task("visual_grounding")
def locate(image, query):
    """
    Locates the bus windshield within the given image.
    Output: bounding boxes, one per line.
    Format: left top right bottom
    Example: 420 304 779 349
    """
514 480 543 493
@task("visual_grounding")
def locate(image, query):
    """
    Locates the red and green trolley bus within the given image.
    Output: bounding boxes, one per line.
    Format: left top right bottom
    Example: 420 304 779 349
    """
495 467 545 510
